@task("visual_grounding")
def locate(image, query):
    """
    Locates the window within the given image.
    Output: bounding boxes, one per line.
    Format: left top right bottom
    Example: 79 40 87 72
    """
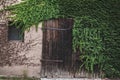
8 22 24 41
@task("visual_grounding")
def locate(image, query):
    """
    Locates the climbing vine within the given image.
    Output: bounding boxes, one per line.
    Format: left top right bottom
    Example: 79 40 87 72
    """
73 16 106 74
2 0 120 78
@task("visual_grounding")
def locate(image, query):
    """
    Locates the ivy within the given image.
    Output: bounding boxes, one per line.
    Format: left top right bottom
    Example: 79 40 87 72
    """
3 0 120 78
73 16 106 74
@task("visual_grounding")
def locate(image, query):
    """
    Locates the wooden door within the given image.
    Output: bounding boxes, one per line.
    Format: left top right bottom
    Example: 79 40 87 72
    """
40 18 74 78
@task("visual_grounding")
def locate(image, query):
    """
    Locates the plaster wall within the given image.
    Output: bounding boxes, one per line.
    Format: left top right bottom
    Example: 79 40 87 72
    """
0 22 43 78
0 0 43 77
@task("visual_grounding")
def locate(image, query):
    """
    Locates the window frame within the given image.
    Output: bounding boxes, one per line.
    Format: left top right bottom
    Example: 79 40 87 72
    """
8 21 24 42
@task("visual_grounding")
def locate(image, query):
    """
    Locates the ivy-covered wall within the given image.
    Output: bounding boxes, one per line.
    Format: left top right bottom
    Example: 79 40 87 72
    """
0 0 43 77
3 0 120 78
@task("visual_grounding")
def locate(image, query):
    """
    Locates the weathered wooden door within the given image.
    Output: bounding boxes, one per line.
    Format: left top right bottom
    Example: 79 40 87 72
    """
40 18 74 78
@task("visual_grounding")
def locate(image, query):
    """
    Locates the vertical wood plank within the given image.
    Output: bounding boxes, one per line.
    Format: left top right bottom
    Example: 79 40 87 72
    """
41 18 73 78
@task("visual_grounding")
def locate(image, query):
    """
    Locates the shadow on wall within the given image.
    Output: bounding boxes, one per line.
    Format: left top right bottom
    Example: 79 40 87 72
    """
0 35 39 66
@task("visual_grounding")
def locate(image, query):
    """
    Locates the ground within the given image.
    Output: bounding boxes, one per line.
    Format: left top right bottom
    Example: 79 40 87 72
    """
0 76 39 80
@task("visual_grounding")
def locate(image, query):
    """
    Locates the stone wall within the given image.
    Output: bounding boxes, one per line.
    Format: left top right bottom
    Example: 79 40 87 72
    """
0 0 43 78
0 22 43 78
